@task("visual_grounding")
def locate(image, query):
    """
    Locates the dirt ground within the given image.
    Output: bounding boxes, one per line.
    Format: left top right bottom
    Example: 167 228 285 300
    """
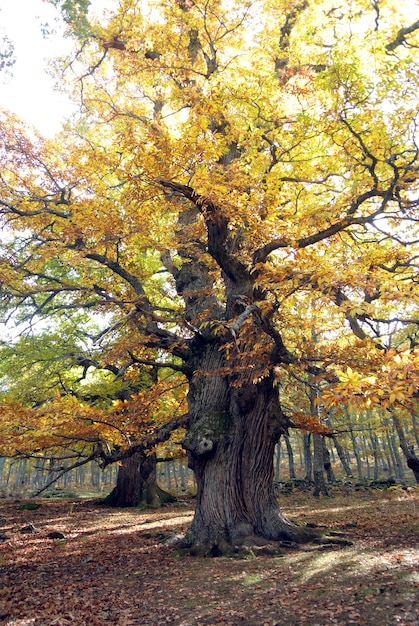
0 487 418 625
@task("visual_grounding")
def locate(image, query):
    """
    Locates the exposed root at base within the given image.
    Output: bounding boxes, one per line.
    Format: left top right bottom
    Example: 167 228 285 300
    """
174 527 353 557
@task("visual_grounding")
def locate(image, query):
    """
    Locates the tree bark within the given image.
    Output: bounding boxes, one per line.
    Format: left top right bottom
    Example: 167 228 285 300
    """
392 413 419 484
312 434 330 496
325 417 352 477
156 180 320 553
284 433 296 479
303 433 312 481
274 441 282 482
104 451 175 508
390 433 405 482
349 425 363 480
180 343 312 553
322 438 335 483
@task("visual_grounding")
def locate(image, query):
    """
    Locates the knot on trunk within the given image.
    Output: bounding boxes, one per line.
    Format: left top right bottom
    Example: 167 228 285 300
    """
183 429 215 459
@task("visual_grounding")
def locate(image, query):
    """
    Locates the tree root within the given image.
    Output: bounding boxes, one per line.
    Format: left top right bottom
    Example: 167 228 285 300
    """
173 526 353 557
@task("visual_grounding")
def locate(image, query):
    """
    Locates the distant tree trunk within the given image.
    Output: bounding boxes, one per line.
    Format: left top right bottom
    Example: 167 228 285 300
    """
390 433 405 482
322 438 335 483
5 460 13 488
90 460 101 488
349 426 363 480
303 433 312 482
312 434 329 496
386 429 397 478
392 413 419 484
362 432 371 479
326 417 352 477
104 451 175 508
274 441 281 482
308 382 329 496
369 430 379 481
284 433 296 479
30 458 47 491
381 444 392 475
15 458 28 490
178 461 188 491
0 457 5 485
333 434 352 477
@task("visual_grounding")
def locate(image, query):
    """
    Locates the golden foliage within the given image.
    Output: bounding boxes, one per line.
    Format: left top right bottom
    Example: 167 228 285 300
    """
1 0 419 452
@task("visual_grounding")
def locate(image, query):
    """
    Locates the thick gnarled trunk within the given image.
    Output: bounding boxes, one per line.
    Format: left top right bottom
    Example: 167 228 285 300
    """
104 451 174 508
181 344 311 552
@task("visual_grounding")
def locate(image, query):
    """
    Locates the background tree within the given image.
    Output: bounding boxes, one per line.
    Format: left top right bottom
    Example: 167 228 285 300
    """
0 311 187 503
1 0 419 552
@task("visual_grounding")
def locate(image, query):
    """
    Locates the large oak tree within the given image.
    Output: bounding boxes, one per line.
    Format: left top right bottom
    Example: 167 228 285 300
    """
2 0 419 551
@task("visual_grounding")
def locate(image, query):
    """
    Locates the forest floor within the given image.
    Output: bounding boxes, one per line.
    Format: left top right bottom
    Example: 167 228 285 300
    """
0 486 418 626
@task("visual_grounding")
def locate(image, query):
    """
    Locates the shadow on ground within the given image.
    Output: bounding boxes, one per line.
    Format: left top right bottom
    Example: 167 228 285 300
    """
0 489 418 625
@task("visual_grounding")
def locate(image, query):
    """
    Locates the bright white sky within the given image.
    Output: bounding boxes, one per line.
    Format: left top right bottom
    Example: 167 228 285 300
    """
0 0 76 135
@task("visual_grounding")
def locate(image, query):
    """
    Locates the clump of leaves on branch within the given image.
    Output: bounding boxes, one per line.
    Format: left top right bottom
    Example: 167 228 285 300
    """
1 0 419 550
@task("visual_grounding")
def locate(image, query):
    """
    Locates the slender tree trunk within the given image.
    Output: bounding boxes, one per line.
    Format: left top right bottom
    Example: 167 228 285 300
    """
390 433 405 482
312 434 329 496
382 446 392 475
362 434 371 479
326 417 352 477
386 429 397 479
178 461 188 491
30 458 47 491
284 433 296 479
349 426 363 480
303 433 312 482
296 435 303 470
369 430 379 481
5 460 13 489
0 457 5 486
333 435 352 477
15 458 28 491
309 383 329 495
90 461 101 488
322 438 335 483
104 451 175 508
392 413 419 484
164 463 172 490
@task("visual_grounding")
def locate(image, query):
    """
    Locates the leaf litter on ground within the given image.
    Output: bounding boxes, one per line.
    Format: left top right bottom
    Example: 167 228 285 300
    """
0 488 418 625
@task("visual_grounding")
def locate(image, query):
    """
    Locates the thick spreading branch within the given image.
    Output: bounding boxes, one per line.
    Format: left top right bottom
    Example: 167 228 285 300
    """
253 190 383 263
156 180 251 285
386 20 419 51
29 413 190 495
98 413 189 467
128 351 191 375
86 252 148 298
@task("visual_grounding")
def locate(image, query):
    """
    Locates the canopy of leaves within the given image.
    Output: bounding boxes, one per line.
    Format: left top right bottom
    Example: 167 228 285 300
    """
1 0 419 458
